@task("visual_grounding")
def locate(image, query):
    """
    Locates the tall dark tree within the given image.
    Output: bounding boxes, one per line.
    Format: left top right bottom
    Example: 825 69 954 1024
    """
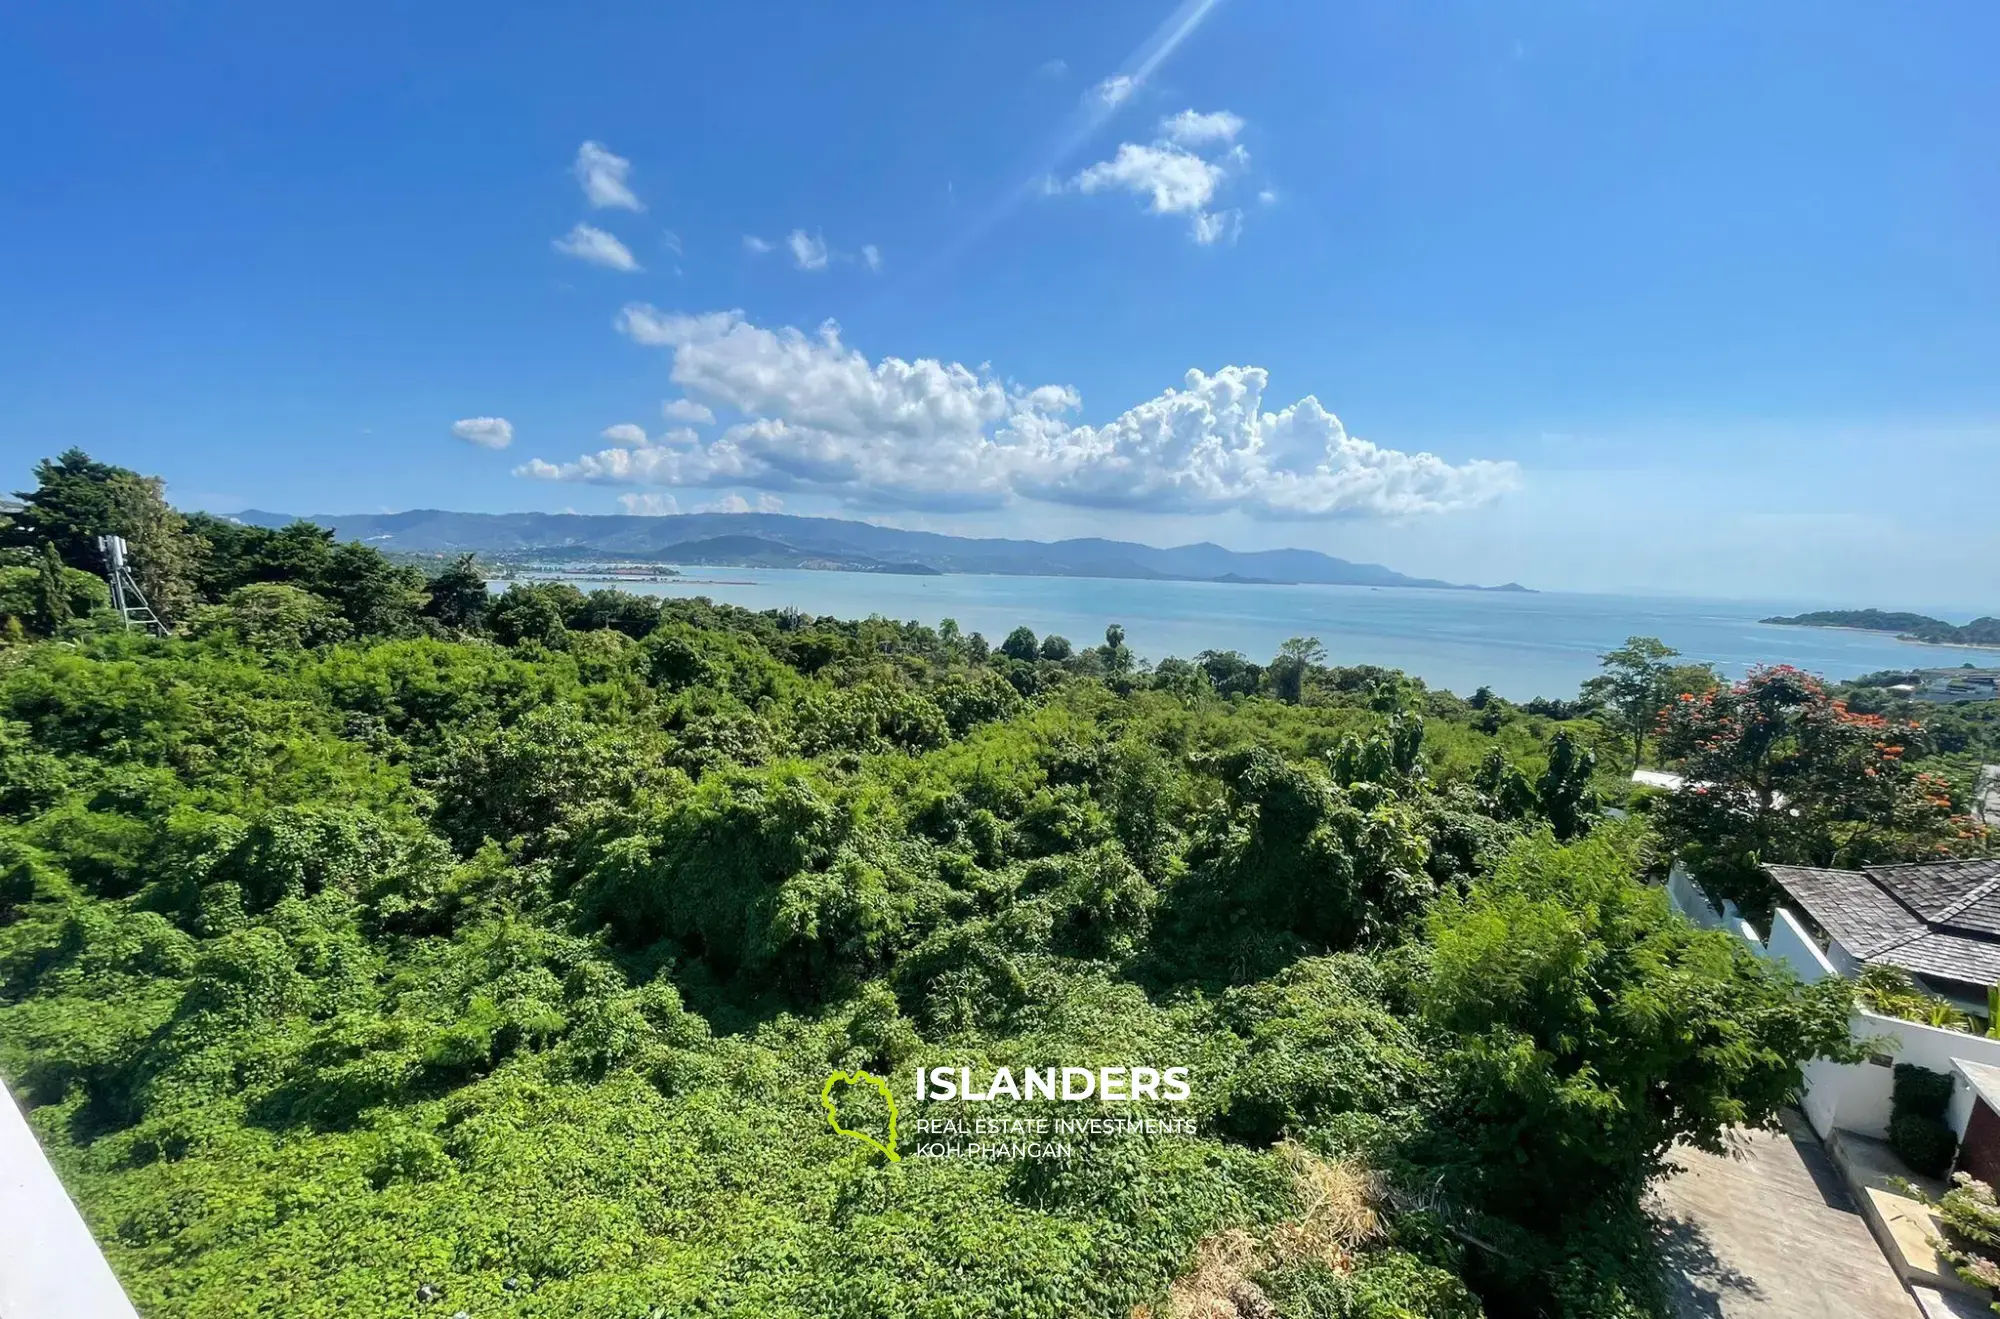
33 542 72 634
1269 636 1326 705
999 625 1038 662
7 449 199 622
1536 729 1598 841
423 554 491 632
1100 622 1133 675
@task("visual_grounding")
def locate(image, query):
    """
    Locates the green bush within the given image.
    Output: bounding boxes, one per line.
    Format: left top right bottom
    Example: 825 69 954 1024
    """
1890 1112 1959 1178
1894 1062 1957 1121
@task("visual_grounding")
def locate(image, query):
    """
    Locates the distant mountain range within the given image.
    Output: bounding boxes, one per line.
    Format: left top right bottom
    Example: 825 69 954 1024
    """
1762 608 2000 648
231 508 1533 592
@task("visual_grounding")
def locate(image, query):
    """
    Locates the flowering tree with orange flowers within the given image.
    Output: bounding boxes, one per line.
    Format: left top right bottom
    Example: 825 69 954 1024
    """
1655 665 1986 919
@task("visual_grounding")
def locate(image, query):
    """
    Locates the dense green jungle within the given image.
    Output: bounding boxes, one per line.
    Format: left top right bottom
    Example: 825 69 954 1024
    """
2 451 1993 1318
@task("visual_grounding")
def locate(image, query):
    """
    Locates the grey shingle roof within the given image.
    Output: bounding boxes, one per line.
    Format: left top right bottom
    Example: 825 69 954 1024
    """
1765 858 2000 988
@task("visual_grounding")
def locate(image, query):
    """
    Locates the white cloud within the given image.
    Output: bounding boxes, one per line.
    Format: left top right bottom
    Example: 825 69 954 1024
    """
601 423 649 447
661 230 683 256
1093 74 1137 107
861 244 883 272
698 492 784 514
661 397 715 424
553 223 640 271
1076 142 1223 214
517 309 1519 518
1070 110 1261 243
743 235 774 254
1160 108 1244 145
787 229 829 271
1038 58 1069 79
452 417 514 450
618 492 678 515
1191 208 1242 246
1258 188 1278 206
574 141 642 211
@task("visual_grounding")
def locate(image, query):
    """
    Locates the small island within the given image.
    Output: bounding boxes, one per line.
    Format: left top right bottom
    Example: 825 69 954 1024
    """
1761 608 2000 648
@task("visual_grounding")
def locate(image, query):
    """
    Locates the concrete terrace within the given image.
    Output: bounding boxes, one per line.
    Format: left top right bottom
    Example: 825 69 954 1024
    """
1647 1111 1919 1319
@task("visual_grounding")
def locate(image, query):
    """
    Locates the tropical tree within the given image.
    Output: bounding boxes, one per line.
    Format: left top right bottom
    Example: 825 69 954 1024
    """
34 542 71 634
424 553 491 631
1656 665 1979 917
6 449 200 621
1536 728 1598 841
1581 635 1711 770
1000 624 1038 662
1269 635 1326 704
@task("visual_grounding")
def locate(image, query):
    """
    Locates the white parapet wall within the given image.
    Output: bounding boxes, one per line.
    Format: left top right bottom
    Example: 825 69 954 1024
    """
1800 1010 2000 1142
1662 866 2000 1142
0 1084 140 1318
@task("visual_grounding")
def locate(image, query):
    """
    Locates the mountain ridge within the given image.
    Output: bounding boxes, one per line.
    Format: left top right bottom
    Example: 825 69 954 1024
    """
230 507 1533 592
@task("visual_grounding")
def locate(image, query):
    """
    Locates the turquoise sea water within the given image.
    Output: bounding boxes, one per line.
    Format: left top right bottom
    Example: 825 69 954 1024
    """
545 569 1996 702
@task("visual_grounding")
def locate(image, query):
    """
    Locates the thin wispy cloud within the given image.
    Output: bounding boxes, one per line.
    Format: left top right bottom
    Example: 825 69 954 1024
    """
1037 57 1069 79
573 141 641 210
742 234 774 254
861 244 883 272
787 229 829 271
1093 75 1137 108
916 0 1230 280
618 491 677 515
552 223 640 271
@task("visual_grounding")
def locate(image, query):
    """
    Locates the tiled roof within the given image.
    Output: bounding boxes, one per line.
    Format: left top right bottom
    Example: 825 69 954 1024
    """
1766 858 2000 987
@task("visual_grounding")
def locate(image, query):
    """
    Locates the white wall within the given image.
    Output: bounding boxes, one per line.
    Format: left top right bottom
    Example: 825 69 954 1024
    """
1795 1009 2000 1141
1664 879 1999 1143
0 1084 140 1318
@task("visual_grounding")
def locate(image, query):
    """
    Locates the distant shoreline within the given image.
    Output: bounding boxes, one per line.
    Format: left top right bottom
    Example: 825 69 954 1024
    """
1761 618 2000 652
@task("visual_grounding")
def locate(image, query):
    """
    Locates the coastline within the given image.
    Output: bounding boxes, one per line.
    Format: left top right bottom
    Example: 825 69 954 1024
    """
1762 621 2000 653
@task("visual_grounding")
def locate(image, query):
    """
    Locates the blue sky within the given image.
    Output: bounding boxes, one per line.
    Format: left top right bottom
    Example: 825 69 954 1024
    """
2 0 1995 606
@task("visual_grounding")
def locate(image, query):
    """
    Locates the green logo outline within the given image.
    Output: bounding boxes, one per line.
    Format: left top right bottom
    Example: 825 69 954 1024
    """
820 1068 901 1162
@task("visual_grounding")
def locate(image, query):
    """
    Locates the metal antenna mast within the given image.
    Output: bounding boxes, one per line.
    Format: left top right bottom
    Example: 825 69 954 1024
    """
97 535 170 636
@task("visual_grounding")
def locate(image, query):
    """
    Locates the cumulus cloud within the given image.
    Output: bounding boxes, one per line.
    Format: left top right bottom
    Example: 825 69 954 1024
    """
1093 74 1137 107
601 423 649 447
1069 110 1256 243
452 417 514 449
515 310 1519 518
661 397 715 424
553 223 640 271
743 235 774 254
618 492 678 515
787 229 829 271
1076 143 1222 215
574 141 641 211
861 244 883 272
1160 108 1243 145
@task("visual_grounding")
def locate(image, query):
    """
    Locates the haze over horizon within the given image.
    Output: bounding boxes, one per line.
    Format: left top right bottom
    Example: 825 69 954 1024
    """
4 1 1996 609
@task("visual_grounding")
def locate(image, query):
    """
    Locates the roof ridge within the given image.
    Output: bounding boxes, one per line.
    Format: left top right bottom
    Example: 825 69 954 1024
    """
1933 873 2000 926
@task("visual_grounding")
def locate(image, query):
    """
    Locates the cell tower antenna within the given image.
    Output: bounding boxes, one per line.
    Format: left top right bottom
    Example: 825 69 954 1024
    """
96 535 170 636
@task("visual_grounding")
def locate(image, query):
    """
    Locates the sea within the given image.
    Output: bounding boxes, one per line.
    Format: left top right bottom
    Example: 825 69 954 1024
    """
530 568 1997 703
